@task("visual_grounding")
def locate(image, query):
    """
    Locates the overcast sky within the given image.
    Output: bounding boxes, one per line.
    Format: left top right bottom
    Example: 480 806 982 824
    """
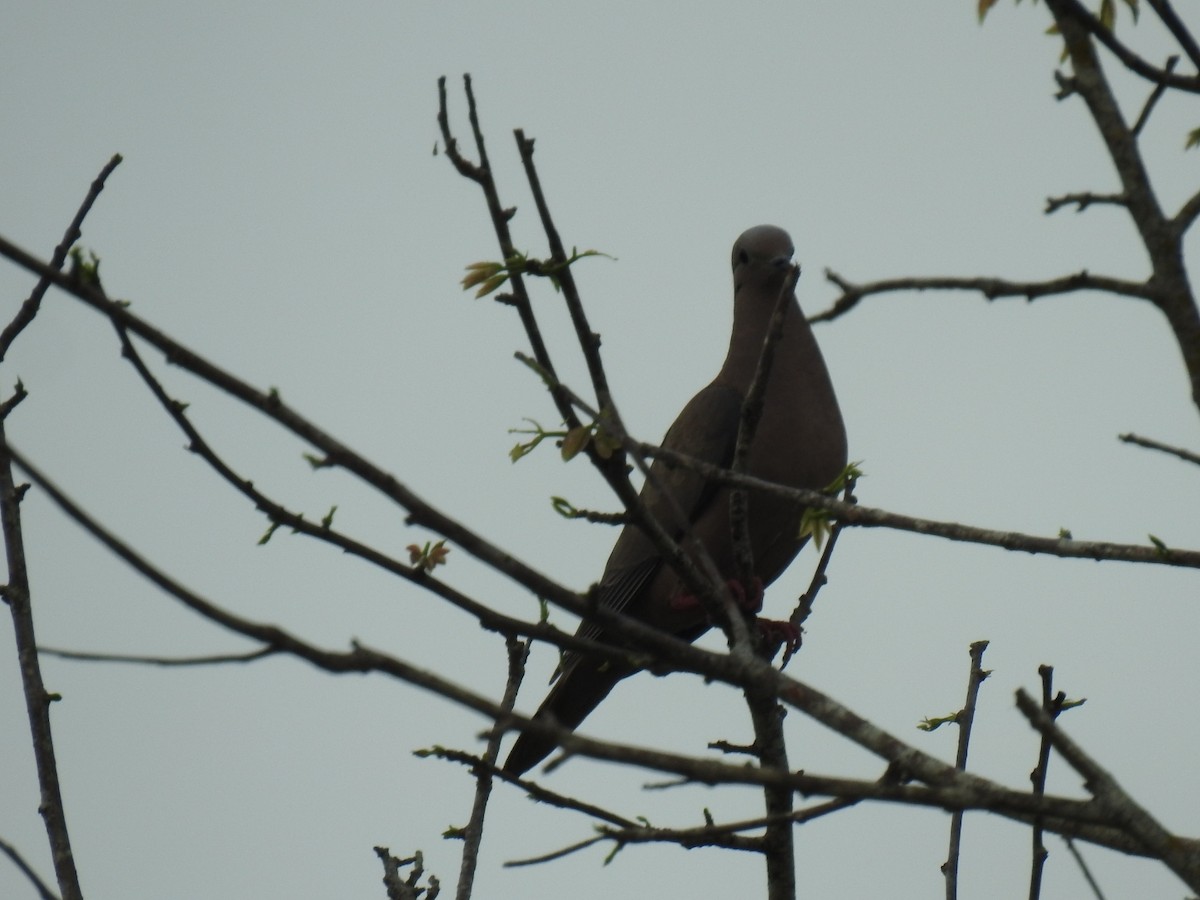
2 2 1199 898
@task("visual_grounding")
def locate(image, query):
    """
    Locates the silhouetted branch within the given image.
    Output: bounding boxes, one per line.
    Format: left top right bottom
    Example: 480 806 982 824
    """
1016 688 1200 891
942 641 990 900
1118 431 1200 466
0 153 122 362
0 836 59 900
813 270 1155 324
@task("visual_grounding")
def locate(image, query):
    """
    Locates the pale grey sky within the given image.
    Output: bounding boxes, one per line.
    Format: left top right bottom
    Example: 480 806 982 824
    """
2 2 1198 898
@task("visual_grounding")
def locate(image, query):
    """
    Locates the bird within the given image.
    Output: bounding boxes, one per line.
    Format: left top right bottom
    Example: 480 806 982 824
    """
501 225 847 776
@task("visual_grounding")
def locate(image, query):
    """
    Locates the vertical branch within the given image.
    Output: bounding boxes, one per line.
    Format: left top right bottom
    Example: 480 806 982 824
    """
1028 665 1066 900
0 156 122 900
436 76 580 434
729 266 800 596
1045 0 1200 414
512 131 619 426
732 267 802 900
0 416 83 900
942 640 990 900
748 697 795 900
454 637 527 900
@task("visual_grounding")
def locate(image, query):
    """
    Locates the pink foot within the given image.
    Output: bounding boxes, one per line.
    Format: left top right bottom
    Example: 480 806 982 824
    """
669 576 764 613
757 618 802 667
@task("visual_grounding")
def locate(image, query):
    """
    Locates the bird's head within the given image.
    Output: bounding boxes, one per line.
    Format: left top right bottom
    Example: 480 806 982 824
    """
731 225 795 293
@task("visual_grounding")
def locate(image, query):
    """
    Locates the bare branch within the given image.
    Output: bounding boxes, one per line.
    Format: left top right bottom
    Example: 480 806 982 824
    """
1044 191 1127 215
638 442 1200 569
1145 0 1200 73
454 637 527 900
0 836 59 900
1045 0 1200 415
1131 56 1179 137
1049 0 1200 93
942 641 990 900
813 269 1156 324
1028 666 1072 900
1016 688 1200 891
1063 836 1110 900
1118 431 1200 466
37 646 277 667
0 153 122 362
0 425 81 900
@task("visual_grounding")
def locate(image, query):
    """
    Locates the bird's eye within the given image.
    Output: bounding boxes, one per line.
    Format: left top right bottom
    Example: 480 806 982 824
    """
737 249 749 265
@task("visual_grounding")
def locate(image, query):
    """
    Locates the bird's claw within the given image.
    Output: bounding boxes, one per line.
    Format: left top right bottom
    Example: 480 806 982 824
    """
757 617 801 667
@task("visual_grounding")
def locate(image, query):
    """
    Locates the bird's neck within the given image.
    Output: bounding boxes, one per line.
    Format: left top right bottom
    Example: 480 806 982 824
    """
717 283 810 393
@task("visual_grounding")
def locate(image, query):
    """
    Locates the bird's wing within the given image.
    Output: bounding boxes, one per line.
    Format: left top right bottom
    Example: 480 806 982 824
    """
568 382 743 652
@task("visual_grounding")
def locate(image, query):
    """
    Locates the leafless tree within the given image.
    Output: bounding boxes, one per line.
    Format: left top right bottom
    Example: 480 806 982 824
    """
1 2 1198 898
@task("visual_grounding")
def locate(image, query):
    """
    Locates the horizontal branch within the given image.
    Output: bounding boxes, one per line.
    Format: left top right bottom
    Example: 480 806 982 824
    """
636 443 1200 569
812 270 1155 324
36 646 277 667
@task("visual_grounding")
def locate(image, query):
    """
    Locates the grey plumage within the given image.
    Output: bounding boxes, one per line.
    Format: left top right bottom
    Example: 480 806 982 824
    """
502 225 847 776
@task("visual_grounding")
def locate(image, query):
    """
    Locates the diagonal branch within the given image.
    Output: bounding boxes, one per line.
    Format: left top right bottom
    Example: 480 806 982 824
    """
1049 0 1200 93
0 153 122 362
1118 431 1200 467
1145 0 1200 74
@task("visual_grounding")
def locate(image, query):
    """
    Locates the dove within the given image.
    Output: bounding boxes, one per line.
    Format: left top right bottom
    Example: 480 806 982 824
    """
502 225 847 775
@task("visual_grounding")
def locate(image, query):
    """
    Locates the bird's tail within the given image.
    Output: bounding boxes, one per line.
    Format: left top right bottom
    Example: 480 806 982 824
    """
501 657 624 776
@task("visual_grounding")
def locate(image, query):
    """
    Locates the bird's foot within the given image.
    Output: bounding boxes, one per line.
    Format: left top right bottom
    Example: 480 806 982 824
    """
669 576 765 614
757 617 802 667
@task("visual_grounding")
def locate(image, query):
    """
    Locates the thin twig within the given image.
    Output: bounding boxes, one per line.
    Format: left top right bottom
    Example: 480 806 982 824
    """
0 836 59 900
1016 688 1200 891
1029 666 1068 900
786 475 856 665
812 270 1156 324
1044 192 1127 215
1131 56 1179 137
0 423 81 900
1146 0 1200 72
1118 431 1200 466
1053 0 1200 93
455 637 527 900
1063 836 1109 900
37 646 277 666
0 153 122 362
943 641 990 900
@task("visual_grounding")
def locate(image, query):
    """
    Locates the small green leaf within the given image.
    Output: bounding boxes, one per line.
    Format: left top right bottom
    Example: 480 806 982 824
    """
824 460 864 494
1058 527 1073 540
918 712 959 732
442 825 466 840
321 505 337 529
1186 127 1200 150
799 507 832 549
258 521 281 545
1060 697 1087 711
407 539 450 572
68 247 103 289
551 496 579 518
303 452 331 470
560 425 591 461
1148 534 1170 558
